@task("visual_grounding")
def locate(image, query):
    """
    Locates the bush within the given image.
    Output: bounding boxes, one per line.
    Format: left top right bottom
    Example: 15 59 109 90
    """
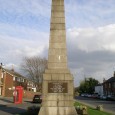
27 106 40 115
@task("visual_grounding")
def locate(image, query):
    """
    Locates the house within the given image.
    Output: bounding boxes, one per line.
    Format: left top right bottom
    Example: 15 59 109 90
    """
0 65 40 98
95 84 103 96
103 72 115 96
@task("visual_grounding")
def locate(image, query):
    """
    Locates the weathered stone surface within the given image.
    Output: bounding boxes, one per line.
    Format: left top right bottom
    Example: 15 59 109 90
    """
45 69 70 73
38 0 77 114
48 63 67 69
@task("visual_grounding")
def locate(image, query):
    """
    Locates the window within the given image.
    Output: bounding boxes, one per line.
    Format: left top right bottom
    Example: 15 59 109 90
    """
109 83 111 88
113 82 115 88
13 76 15 81
105 84 107 88
27 82 30 85
20 78 24 82
17 77 20 82
1 73 3 78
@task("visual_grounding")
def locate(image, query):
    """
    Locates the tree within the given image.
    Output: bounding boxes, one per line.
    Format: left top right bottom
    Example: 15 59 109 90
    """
21 56 47 91
79 77 99 94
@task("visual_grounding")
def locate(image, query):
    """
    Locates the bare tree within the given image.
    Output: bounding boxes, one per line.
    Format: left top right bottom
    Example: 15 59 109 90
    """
21 56 47 90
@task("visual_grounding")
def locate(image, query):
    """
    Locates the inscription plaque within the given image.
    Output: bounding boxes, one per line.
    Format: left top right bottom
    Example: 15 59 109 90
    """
48 82 68 93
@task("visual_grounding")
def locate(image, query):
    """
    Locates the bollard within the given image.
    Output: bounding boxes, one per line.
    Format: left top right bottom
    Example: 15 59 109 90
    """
96 105 103 111
82 106 88 115
76 106 88 115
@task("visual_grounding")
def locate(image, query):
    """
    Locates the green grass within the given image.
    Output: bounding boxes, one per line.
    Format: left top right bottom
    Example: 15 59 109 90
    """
74 101 112 115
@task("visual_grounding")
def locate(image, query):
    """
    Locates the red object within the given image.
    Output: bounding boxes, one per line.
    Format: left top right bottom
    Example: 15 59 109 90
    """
13 86 23 104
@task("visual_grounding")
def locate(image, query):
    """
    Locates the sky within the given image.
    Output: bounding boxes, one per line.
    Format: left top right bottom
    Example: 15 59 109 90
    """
0 0 115 86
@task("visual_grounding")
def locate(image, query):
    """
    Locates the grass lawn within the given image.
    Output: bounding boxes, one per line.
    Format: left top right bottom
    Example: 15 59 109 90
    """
74 101 112 115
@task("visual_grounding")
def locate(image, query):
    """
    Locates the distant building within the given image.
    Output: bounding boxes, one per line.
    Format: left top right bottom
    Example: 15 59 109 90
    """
103 72 115 96
95 84 103 96
0 65 39 98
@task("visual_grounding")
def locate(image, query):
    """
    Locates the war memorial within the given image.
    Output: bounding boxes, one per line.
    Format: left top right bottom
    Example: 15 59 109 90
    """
38 0 77 114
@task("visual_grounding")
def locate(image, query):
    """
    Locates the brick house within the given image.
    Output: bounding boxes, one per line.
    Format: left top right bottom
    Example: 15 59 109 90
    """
103 72 115 96
0 65 40 98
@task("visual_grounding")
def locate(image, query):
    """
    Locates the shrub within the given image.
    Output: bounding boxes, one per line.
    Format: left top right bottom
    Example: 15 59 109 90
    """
27 106 40 115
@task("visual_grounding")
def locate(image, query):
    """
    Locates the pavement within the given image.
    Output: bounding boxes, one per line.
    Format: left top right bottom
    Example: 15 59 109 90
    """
0 96 32 106
0 96 40 115
0 97 13 106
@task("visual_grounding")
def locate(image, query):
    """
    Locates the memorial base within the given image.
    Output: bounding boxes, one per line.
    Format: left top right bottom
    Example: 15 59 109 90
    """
38 107 77 115
38 69 77 115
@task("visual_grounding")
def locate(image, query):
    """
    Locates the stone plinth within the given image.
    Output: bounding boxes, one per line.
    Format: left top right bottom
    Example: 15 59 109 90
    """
38 69 77 115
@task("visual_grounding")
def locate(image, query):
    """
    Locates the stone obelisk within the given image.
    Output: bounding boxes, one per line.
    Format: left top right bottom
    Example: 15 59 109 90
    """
38 0 77 115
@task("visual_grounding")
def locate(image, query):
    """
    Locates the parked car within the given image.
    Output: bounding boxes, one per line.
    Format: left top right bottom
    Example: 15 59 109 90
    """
91 94 99 98
106 95 115 101
100 95 107 100
32 95 42 103
87 94 92 98
81 93 85 97
81 93 88 97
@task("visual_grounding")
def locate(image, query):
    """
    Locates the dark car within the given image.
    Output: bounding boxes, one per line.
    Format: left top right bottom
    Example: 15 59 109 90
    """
106 95 115 101
32 95 42 103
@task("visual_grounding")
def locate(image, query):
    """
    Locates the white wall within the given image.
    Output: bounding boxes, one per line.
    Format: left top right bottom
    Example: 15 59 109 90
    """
95 85 103 95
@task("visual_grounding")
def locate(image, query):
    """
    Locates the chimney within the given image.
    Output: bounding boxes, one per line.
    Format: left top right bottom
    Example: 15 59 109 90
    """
103 78 106 83
0 63 2 69
114 71 115 77
11 64 14 72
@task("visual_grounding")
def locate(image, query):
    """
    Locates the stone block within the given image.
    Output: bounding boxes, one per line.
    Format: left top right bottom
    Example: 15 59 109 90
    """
48 62 67 69
49 43 66 48
51 23 65 27
50 36 66 43
58 94 65 100
52 0 64 6
62 94 69 100
51 17 65 23
48 49 67 55
42 101 57 107
43 74 51 80
47 94 58 100
51 74 59 80
42 81 48 94
68 81 74 95
58 101 65 106
65 74 73 80
45 107 58 115
52 6 64 12
58 74 65 80
45 69 70 74
50 29 66 35
50 23 65 30
64 100 74 106
48 55 67 63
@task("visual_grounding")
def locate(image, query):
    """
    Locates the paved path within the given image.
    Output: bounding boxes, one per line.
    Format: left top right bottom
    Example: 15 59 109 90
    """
0 96 40 115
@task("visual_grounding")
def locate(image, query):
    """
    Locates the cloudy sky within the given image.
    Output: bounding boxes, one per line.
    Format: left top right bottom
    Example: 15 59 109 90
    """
0 0 115 86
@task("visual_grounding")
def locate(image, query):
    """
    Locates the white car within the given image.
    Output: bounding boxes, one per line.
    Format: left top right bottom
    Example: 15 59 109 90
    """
100 95 107 100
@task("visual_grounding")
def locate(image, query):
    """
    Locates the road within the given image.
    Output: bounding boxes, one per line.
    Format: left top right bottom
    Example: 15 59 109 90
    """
0 96 115 115
0 97 40 115
76 96 115 115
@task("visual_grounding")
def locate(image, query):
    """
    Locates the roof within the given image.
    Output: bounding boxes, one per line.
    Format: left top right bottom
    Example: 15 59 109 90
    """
4 68 26 79
104 77 115 83
95 83 103 86
1 67 38 84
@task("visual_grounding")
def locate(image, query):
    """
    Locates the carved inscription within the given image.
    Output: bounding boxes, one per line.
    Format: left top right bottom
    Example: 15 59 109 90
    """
48 82 68 93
